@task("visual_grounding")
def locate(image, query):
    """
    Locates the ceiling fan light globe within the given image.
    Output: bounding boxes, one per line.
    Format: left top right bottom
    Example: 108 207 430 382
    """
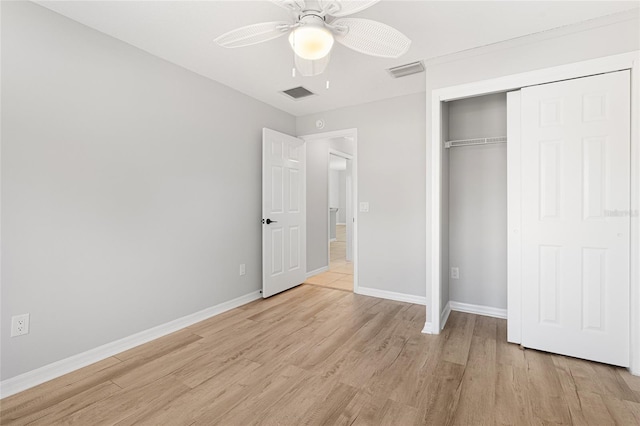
288 26 334 60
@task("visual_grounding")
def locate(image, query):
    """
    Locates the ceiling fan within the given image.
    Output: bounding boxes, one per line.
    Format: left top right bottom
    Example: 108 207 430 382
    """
214 0 411 77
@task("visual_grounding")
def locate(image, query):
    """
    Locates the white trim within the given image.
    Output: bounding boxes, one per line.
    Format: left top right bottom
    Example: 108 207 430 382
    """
430 92 442 334
421 322 434 334
300 128 359 293
631 58 640 376
506 91 522 344
449 301 508 320
356 286 427 306
328 150 354 160
440 301 452 330
336 222 346 225
329 238 337 242
301 129 357 141
0 290 261 398
429 50 640 364
306 266 329 278
434 51 639 102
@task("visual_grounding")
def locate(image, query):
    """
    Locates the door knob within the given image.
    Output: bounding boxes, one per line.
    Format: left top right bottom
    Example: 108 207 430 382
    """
266 218 277 224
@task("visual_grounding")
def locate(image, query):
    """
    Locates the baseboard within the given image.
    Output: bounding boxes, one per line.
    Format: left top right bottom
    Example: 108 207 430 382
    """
356 287 427 306
423 302 452 335
440 301 452 330
449 301 507 319
0 290 262 399
306 266 329 278
336 222 346 225
330 238 337 242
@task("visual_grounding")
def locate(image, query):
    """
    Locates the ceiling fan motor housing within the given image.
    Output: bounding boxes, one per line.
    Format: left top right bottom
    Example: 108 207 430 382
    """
299 13 329 28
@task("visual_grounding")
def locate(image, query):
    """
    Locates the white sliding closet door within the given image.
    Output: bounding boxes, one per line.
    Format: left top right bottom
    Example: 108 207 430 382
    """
520 71 630 366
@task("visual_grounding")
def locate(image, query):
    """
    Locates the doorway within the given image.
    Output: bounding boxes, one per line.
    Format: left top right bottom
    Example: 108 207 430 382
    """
325 151 354 291
300 129 358 293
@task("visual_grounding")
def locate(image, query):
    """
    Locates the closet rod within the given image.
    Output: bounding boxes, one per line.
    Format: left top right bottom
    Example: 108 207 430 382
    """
444 136 507 148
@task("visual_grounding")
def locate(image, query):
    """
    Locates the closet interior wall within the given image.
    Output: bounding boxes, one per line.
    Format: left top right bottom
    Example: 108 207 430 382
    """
446 93 508 311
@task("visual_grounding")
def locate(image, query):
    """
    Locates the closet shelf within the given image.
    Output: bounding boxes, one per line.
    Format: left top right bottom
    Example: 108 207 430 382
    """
445 136 507 148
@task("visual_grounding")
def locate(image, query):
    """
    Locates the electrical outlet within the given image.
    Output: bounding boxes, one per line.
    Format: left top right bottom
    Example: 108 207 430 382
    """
451 267 459 280
359 202 369 212
239 264 246 276
11 314 30 337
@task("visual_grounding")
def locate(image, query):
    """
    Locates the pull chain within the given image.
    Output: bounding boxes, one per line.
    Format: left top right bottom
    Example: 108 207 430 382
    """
291 32 297 78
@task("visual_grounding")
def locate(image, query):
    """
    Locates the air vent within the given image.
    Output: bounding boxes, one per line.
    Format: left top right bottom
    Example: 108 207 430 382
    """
387 61 425 78
281 86 316 100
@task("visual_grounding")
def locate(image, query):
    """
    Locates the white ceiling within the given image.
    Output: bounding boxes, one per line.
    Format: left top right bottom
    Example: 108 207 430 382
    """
37 1 639 116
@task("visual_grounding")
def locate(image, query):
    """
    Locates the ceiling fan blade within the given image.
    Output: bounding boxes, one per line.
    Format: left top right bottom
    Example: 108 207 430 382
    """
320 0 380 17
295 54 331 77
215 22 291 48
332 18 410 58
270 0 306 12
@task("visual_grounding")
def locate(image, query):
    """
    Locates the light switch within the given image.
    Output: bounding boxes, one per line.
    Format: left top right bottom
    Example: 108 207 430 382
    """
359 202 369 212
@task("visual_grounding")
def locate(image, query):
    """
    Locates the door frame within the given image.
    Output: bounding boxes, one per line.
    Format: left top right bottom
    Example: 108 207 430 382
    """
300 128 358 293
427 51 640 375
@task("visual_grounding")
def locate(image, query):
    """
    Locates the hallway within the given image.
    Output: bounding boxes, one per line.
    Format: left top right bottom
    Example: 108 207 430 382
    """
305 225 353 291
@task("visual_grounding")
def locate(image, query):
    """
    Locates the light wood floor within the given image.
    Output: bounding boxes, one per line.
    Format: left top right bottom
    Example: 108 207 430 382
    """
306 225 353 292
2 285 639 425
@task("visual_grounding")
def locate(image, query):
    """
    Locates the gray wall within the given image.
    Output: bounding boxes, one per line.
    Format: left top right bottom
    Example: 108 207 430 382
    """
305 138 354 272
328 168 347 224
1 1 295 380
305 139 330 272
297 94 427 297
447 94 507 309
329 168 340 240
329 169 341 209
425 11 640 324
329 169 347 224
338 171 346 224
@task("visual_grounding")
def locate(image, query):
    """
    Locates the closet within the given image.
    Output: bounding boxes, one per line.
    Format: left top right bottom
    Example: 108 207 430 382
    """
443 93 508 316
440 70 631 368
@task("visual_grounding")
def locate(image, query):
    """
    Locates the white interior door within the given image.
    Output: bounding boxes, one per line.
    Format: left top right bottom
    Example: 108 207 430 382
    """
262 128 306 298
520 71 630 366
